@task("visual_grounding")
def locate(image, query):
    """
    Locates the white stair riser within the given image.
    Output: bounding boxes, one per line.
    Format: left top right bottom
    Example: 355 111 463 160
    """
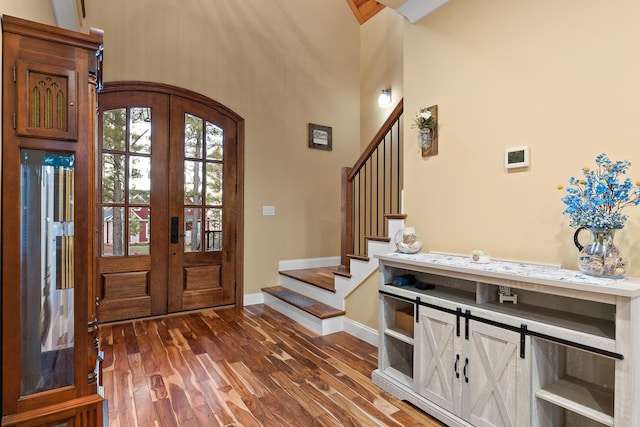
279 256 341 271
263 293 344 336
269 218 406 336
278 275 344 308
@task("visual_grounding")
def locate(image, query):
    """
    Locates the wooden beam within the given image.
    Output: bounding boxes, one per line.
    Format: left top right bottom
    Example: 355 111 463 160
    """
345 0 386 24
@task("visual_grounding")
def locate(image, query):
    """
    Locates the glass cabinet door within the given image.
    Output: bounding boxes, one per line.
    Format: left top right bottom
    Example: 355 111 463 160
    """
20 149 75 395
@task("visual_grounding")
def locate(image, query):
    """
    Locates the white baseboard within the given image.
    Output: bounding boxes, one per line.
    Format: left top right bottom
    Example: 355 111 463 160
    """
344 318 378 347
244 292 264 306
278 256 341 271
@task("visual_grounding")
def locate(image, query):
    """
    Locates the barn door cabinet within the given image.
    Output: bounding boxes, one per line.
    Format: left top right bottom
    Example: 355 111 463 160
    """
1 16 105 427
414 304 526 426
373 252 640 427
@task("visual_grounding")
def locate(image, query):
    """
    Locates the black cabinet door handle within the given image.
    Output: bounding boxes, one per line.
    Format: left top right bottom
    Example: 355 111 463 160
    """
463 358 469 383
454 354 460 379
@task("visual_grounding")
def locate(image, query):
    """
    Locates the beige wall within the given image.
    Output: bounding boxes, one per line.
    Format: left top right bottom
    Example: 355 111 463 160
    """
359 7 404 147
0 0 55 25
345 9 404 329
403 0 640 273
7 0 361 297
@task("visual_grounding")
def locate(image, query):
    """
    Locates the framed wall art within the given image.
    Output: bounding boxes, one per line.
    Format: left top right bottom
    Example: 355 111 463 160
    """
308 123 332 151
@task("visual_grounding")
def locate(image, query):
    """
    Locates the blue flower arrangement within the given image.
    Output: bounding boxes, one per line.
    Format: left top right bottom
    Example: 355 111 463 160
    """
559 153 640 229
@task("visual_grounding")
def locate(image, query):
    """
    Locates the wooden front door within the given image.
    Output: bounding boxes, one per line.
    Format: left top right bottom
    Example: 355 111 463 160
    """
97 83 243 323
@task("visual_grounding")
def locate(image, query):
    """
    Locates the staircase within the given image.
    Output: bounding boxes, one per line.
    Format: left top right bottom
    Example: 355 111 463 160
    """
261 100 405 337
261 216 406 336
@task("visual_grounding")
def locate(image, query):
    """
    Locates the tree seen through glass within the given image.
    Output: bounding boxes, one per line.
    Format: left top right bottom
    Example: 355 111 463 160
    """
101 107 152 256
184 114 223 252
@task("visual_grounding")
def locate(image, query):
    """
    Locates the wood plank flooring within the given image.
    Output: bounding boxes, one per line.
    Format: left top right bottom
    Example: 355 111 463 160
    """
100 304 444 426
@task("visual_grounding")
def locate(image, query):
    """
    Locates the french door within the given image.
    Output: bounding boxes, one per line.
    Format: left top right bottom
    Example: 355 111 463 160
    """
96 83 242 322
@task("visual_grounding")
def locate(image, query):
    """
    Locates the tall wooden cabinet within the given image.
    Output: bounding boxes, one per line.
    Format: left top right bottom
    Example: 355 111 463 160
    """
1 16 105 426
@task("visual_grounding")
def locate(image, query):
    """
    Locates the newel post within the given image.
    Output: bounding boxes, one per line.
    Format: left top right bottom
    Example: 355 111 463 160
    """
340 167 353 270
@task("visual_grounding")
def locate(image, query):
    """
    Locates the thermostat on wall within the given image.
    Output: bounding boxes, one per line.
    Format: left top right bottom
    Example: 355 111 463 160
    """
504 146 530 169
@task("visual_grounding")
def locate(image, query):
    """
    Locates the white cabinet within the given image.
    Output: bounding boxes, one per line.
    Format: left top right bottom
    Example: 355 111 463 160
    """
372 253 640 427
414 306 457 413
463 320 524 426
378 295 415 385
414 305 527 427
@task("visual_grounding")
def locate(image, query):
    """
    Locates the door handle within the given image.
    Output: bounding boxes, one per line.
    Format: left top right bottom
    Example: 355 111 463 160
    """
463 358 469 383
171 217 179 243
454 354 460 379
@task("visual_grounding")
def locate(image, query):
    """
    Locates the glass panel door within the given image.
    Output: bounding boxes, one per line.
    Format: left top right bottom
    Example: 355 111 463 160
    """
20 150 75 395
168 96 237 313
97 85 239 321
97 90 169 323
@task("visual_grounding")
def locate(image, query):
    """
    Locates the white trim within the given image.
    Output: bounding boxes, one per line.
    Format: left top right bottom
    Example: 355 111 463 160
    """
344 318 378 347
243 292 264 306
51 0 79 30
278 256 340 271
396 0 449 24
262 293 344 336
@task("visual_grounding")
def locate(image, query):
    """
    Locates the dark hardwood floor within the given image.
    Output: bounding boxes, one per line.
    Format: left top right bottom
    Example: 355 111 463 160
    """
100 304 445 426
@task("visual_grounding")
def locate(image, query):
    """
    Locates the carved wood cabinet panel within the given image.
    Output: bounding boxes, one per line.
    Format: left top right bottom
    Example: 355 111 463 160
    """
15 60 78 140
1 16 105 427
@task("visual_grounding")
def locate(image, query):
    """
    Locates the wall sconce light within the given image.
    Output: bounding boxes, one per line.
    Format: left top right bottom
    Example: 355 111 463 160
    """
378 89 392 107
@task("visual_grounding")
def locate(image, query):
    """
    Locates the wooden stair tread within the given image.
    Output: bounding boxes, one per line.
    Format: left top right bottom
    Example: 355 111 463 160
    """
347 253 370 262
279 266 337 292
262 286 345 319
365 235 391 242
385 213 407 220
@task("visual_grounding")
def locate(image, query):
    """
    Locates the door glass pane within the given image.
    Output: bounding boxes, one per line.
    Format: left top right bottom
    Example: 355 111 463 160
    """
103 206 125 256
100 105 154 260
130 107 152 154
20 149 75 395
184 113 203 159
102 153 126 203
205 163 223 205
103 108 126 150
184 160 203 204
185 208 202 252
205 208 222 251
129 207 150 255
206 122 223 160
129 156 151 203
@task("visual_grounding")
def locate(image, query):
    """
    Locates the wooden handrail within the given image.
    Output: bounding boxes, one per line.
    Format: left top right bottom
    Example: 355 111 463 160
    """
339 98 404 272
348 99 403 181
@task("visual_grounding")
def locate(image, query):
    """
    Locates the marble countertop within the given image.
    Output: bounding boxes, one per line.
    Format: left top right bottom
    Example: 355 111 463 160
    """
377 252 640 298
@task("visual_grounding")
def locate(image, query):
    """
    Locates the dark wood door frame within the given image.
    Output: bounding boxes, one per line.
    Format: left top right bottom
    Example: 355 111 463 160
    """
97 81 244 320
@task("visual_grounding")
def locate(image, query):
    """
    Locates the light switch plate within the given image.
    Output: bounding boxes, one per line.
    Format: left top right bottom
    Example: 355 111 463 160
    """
262 206 276 216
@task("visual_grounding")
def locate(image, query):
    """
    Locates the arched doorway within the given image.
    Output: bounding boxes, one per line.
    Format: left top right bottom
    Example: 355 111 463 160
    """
96 82 244 322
